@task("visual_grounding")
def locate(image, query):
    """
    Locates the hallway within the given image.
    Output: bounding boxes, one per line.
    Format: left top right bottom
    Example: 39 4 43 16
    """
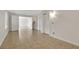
0 10 79 49
0 28 79 49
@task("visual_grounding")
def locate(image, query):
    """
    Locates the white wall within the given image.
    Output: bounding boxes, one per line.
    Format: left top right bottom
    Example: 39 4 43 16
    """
50 10 79 46
0 11 9 46
37 10 79 46
37 12 44 33
9 14 19 31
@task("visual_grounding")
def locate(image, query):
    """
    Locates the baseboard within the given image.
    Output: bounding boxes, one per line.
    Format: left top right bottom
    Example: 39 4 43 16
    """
34 29 79 46
0 36 5 46
0 30 9 46
0 35 6 46
53 35 79 46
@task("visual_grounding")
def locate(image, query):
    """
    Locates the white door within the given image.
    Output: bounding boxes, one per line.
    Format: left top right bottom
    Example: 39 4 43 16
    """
43 13 50 34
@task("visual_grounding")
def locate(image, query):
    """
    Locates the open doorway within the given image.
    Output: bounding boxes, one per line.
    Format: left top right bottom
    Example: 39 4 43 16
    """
19 16 33 30
19 16 33 39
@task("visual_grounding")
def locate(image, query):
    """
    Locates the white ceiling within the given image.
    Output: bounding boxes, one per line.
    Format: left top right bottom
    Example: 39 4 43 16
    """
8 10 42 16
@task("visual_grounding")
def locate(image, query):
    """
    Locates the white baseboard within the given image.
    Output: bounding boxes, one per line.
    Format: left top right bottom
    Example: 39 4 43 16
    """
36 29 79 46
0 36 5 46
0 29 9 46
53 35 79 46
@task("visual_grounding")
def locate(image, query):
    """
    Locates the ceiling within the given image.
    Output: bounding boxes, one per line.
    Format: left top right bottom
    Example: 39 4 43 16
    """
8 10 42 16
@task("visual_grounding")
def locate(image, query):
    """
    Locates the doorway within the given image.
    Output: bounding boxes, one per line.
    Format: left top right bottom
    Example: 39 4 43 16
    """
19 16 33 30
19 16 33 39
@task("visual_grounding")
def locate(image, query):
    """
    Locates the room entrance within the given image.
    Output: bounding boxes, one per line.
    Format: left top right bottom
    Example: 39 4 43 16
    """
19 16 33 30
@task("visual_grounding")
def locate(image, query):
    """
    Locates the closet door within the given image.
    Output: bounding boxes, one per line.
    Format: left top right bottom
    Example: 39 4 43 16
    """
43 12 50 34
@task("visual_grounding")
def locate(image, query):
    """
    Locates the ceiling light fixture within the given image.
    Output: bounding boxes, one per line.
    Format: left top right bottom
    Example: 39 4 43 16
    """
49 10 56 18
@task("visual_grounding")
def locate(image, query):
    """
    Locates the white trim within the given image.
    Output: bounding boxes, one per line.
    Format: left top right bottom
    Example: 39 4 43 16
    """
53 35 79 46
0 29 9 46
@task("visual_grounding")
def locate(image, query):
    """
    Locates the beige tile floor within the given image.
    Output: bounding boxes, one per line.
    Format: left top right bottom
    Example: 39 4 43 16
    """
0 29 79 49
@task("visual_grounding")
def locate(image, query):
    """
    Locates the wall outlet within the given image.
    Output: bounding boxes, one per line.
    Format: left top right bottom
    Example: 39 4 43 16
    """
52 22 54 24
52 32 55 34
